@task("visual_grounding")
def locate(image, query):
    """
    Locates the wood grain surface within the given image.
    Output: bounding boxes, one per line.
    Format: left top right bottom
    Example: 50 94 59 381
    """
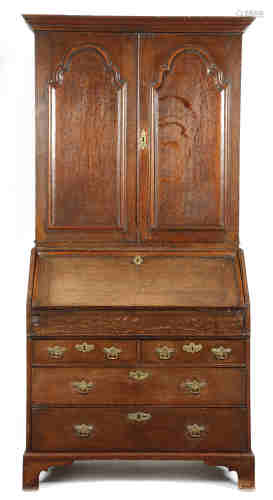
31 406 248 452
31 308 246 336
32 366 246 405
32 254 243 307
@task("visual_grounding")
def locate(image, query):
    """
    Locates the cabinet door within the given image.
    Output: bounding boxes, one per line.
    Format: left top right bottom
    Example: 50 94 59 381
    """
138 34 240 247
36 32 137 246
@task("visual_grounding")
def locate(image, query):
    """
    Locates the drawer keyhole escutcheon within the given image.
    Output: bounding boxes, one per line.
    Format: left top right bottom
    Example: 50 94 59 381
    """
47 345 67 359
72 380 94 394
103 346 122 360
211 346 232 360
129 370 150 381
128 412 152 423
73 424 93 438
181 378 207 395
186 424 206 439
183 342 203 354
75 342 95 353
155 345 176 360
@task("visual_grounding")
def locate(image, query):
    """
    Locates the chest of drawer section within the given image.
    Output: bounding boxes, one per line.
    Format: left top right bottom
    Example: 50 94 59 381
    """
30 336 248 451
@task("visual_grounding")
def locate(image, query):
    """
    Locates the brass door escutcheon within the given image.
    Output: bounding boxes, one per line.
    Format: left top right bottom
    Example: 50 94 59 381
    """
72 380 94 394
129 370 150 381
73 424 93 438
103 346 122 360
186 424 206 438
128 412 152 423
47 345 67 359
139 129 148 150
155 345 176 360
182 342 203 354
181 378 207 395
75 342 95 353
211 346 232 360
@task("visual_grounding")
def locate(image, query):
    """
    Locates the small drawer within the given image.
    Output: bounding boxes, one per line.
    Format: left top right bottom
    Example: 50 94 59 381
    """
31 406 248 452
32 367 246 405
32 340 137 364
141 340 245 364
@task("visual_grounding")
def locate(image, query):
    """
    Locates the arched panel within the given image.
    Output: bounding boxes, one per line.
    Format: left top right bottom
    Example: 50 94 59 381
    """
144 44 230 242
48 44 127 231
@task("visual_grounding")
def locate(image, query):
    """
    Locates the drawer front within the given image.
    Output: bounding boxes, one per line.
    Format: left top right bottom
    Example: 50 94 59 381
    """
31 407 248 452
32 367 246 405
32 340 137 364
142 340 245 364
31 309 245 336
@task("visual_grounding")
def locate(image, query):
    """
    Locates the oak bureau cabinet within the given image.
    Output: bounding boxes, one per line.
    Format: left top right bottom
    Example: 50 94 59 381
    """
22 15 255 489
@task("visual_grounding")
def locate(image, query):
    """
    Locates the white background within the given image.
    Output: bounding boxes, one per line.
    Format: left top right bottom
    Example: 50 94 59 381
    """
0 0 271 497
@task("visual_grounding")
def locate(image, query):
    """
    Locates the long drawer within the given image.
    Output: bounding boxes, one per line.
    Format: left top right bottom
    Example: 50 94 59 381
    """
31 406 248 452
32 367 246 405
31 309 246 336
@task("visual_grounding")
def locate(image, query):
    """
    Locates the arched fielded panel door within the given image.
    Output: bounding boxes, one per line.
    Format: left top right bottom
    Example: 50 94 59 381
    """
36 33 137 246
139 35 237 247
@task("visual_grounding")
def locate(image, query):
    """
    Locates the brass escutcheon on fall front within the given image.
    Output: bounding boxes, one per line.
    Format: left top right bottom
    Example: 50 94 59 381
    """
211 346 232 360
73 424 93 438
74 342 95 353
186 424 206 438
72 380 94 394
155 345 176 360
129 370 150 381
103 346 122 360
182 342 203 354
128 412 152 423
47 345 67 359
181 378 207 395
133 255 144 265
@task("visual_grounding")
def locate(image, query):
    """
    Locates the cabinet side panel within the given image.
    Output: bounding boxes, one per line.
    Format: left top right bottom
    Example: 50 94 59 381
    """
26 249 36 450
